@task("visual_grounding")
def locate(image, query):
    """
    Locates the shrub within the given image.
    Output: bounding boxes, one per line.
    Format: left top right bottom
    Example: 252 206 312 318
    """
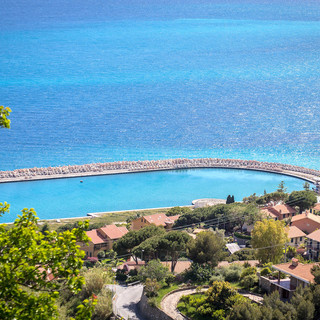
183 263 214 283
83 267 110 297
240 266 257 279
92 289 113 320
240 274 258 290
260 267 272 277
97 250 105 259
145 278 161 297
115 269 127 282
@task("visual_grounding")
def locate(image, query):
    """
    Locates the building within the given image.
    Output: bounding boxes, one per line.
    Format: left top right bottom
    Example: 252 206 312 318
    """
287 226 306 247
309 203 320 215
81 225 128 258
306 229 320 260
259 258 316 300
131 213 180 230
261 204 296 221
291 212 320 234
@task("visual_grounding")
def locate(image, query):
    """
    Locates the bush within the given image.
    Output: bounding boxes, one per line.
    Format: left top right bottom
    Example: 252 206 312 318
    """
213 264 244 283
83 267 110 297
145 278 161 297
115 269 127 282
240 274 258 290
138 259 170 283
92 289 113 320
240 266 257 279
183 263 214 283
97 251 105 259
260 267 272 277
234 232 252 240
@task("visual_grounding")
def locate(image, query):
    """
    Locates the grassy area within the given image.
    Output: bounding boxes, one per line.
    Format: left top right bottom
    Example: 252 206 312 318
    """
38 207 170 231
154 284 180 307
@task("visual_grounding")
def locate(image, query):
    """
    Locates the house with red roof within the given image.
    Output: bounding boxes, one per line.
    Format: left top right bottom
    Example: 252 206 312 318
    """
286 226 306 247
291 212 320 234
260 258 317 300
261 204 296 221
80 225 128 258
309 203 320 215
306 229 320 260
131 213 180 230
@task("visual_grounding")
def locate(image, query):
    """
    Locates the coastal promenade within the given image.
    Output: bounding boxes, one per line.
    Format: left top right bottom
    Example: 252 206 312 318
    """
0 158 320 187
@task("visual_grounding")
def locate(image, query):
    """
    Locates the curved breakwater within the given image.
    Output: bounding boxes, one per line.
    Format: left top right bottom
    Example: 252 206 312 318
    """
0 158 320 186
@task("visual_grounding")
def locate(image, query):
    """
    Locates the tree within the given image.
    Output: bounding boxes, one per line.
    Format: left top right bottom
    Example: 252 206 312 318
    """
251 219 288 264
187 231 225 266
0 206 95 319
113 225 166 263
138 259 170 282
303 182 310 191
158 231 192 272
0 105 11 128
287 190 317 213
227 300 262 320
277 181 287 193
166 206 192 216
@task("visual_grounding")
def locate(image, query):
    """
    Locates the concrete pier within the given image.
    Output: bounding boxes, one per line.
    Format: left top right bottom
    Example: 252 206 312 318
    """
0 158 319 188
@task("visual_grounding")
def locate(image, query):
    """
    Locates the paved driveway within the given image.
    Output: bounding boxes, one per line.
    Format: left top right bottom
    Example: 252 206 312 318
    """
108 284 145 320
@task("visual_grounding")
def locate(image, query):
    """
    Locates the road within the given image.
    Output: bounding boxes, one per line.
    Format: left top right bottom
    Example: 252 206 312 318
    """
108 284 145 320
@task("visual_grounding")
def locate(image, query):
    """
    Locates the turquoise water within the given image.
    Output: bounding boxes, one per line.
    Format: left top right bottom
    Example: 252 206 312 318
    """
0 0 320 170
0 168 307 223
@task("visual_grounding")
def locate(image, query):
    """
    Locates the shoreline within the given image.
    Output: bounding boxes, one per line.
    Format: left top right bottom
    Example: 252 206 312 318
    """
0 158 320 186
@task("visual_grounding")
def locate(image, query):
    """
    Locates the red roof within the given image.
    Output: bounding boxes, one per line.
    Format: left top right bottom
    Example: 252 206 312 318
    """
287 226 306 239
273 261 317 283
291 212 320 224
313 203 320 212
99 225 128 240
143 213 180 226
307 229 320 242
86 225 128 244
261 204 295 219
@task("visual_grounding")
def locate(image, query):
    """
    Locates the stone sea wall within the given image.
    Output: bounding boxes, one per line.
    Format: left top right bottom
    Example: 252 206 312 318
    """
0 158 320 184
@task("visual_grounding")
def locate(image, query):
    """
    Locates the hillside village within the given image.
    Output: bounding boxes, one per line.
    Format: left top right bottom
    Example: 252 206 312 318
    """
64 183 320 319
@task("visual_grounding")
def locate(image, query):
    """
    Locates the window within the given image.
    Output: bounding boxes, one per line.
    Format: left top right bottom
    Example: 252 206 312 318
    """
300 237 303 241
291 238 294 243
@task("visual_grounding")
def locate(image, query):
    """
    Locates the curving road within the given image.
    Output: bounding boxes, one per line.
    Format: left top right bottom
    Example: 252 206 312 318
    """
108 284 145 320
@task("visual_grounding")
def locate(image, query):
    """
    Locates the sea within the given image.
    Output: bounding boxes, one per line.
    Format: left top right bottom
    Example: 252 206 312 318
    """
1 0 320 170
0 0 320 222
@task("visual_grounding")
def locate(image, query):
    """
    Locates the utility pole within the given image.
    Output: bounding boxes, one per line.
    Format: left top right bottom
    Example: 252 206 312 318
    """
284 243 287 263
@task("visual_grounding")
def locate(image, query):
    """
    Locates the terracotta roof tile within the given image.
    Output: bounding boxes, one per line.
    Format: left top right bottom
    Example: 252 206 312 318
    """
261 204 295 219
287 226 306 239
273 262 317 283
143 213 180 226
86 229 104 244
306 229 320 242
291 212 320 224
313 203 320 212
99 225 128 240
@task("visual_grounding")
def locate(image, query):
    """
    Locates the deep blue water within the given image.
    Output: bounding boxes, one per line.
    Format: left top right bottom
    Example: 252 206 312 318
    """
0 0 320 170
0 168 308 223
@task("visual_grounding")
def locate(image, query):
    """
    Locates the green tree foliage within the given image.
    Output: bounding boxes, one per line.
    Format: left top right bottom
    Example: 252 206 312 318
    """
277 181 287 193
0 206 94 319
228 248 256 262
113 225 166 262
187 231 225 265
251 219 288 264
158 231 192 272
174 203 260 233
227 300 262 320
287 190 317 213
178 281 244 319
0 106 11 128
138 259 170 282
184 263 215 283
144 278 161 297
243 191 288 205
166 206 192 216
303 182 310 191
